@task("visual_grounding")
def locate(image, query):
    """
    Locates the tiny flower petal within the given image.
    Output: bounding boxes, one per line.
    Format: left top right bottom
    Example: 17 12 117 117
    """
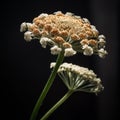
82 44 93 56
20 22 27 32
38 13 48 18
98 48 108 58
91 25 97 31
98 38 106 48
83 18 90 24
26 23 33 31
53 11 63 16
64 48 76 57
50 62 56 68
40 37 53 48
65 12 74 16
74 15 81 19
24 31 33 42
98 34 106 39
50 45 62 55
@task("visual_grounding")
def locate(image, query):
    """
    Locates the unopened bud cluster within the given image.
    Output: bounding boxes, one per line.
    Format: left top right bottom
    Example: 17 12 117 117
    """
20 11 107 57
51 62 104 94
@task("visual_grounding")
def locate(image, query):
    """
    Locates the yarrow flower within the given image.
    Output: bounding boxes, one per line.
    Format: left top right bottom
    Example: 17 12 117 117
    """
20 11 107 57
20 11 108 120
51 62 104 94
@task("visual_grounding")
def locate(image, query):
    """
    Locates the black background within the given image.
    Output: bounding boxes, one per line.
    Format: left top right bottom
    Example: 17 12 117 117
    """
5 0 119 120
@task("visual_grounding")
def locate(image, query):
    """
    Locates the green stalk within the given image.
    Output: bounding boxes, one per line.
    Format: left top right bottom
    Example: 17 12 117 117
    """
30 50 64 120
40 90 74 120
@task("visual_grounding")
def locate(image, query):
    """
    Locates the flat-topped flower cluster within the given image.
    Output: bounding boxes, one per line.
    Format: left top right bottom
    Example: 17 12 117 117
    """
20 11 107 57
51 62 103 93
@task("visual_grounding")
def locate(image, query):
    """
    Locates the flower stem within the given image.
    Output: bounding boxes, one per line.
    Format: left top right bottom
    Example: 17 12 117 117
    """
40 90 74 120
30 50 64 120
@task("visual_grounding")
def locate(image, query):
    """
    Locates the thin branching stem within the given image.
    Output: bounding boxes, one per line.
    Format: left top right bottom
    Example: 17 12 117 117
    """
30 50 64 120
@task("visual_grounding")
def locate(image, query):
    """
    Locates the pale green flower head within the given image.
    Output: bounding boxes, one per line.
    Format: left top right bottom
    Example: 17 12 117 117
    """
50 62 104 94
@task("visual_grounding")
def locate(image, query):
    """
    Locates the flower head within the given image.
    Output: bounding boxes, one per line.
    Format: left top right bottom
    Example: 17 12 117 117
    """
51 62 104 94
20 11 107 57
